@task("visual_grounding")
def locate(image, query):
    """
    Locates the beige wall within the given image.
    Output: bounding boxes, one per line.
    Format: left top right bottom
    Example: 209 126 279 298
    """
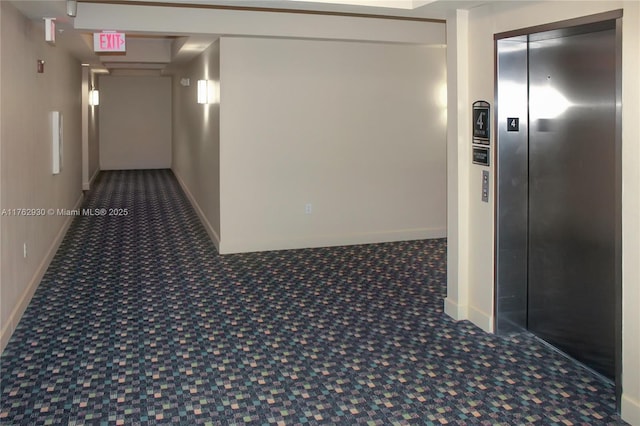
172 41 221 248
445 9 470 321
0 1 83 351
218 37 447 254
99 75 171 170
445 2 640 423
88 71 100 186
81 68 100 190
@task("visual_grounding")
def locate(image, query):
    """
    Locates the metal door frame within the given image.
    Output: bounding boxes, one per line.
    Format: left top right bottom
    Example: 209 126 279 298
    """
493 9 623 410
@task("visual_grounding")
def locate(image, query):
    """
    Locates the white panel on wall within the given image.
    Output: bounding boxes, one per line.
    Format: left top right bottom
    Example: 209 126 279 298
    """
51 111 63 174
99 76 172 170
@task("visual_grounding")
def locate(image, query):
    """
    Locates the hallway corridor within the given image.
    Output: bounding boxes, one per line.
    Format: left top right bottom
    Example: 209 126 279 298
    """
0 170 623 424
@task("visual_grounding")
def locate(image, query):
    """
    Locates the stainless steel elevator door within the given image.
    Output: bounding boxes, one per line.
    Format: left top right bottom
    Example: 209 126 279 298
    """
527 28 617 379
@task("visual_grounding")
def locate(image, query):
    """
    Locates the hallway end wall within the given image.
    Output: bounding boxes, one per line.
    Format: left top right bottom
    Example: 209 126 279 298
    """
0 2 83 352
99 75 172 170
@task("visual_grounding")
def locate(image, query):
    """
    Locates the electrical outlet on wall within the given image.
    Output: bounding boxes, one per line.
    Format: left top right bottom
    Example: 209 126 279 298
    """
305 203 312 214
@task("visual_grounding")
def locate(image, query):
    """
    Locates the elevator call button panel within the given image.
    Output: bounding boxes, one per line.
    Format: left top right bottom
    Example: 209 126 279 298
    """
481 170 490 203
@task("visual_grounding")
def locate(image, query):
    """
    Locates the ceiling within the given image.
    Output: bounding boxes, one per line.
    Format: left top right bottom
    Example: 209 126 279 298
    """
11 0 490 75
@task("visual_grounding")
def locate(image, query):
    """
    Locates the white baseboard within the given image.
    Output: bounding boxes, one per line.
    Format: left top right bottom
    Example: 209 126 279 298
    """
444 297 468 320
218 227 447 255
0 192 84 353
622 393 640 426
82 168 100 191
468 304 494 333
172 170 221 252
444 299 493 333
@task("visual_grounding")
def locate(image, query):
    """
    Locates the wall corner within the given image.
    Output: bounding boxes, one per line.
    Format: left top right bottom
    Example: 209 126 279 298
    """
446 8 472 325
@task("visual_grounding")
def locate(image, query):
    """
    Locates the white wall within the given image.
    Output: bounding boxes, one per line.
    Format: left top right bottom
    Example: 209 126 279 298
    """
172 41 221 248
445 2 640 423
99 75 171 170
0 1 83 351
218 37 447 253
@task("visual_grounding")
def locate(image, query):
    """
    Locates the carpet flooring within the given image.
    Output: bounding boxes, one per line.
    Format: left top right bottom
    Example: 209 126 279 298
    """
0 169 625 425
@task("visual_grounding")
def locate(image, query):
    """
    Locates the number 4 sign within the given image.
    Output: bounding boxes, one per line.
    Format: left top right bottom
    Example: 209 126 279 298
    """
472 101 490 145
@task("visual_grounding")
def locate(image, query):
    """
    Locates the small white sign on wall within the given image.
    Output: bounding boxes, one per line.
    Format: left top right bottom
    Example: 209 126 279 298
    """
44 18 56 45
51 111 63 174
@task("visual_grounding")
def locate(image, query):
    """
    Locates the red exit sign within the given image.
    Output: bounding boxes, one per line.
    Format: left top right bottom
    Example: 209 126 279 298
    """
93 31 126 53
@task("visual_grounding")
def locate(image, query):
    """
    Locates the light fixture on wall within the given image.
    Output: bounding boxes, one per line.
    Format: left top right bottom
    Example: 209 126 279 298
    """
197 79 218 104
89 88 100 106
197 79 210 104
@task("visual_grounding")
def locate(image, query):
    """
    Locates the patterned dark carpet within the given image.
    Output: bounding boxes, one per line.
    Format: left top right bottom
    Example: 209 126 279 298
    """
0 170 624 425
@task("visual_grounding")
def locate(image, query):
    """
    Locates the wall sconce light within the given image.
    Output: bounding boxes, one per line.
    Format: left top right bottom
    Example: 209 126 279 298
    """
197 79 218 104
89 89 100 106
197 79 210 104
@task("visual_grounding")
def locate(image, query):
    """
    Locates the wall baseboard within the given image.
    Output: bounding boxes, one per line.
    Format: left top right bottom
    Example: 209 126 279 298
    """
172 170 221 252
82 168 100 191
444 297 468 321
0 192 84 353
468 304 494 333
445 299 494 334
622 393 640 426
218 227 447 255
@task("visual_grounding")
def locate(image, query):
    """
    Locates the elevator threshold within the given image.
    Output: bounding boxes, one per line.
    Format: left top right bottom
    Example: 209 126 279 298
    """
528 333 614 386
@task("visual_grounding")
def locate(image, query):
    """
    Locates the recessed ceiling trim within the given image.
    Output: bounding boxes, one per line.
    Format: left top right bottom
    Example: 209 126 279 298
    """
103 62 169 69
77 0 445 23
287 0 437 10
